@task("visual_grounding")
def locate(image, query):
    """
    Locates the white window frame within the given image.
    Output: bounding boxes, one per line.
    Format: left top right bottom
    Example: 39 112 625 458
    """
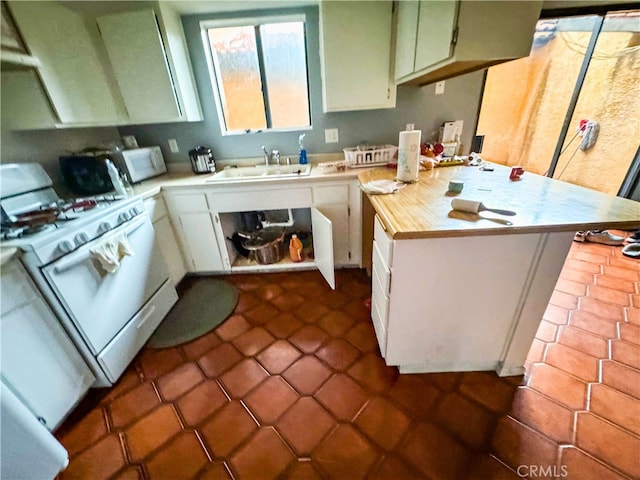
200 14 312 136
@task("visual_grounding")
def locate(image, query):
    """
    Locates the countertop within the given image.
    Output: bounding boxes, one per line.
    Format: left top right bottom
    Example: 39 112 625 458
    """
359 163 640 239
132 164 368 200
0 161 366 258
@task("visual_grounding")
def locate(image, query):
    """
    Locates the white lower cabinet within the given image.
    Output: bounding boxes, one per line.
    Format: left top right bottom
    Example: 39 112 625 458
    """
371 215 574 376
214 204 336 289
370 220 393 358
162 178 362 289
164 192 226 273
311 207 335 289
315 204 349 265
0 257 95 431
312 184 351 266
144 195 186 284
179 213 225 272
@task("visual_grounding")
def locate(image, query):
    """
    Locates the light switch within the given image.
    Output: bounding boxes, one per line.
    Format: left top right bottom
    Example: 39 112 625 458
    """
325 128 339 143
435 81 445 95
168 139 179 153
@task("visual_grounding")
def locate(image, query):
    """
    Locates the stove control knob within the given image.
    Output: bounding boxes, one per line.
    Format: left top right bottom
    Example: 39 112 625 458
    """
74 232 90 246
98 222 111 234
118 212 132 223
58 240 75 253
129 206 141 217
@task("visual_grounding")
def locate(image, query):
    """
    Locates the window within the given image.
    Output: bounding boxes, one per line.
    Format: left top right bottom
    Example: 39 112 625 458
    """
202 16 311 135
476 10 640 195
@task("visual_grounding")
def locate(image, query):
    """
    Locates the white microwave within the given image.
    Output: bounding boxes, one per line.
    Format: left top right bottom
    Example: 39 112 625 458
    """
112 146 167 183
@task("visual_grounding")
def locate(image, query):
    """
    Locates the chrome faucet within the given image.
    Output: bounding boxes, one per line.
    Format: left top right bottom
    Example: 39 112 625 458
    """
261 146 269 166
271 150 280 166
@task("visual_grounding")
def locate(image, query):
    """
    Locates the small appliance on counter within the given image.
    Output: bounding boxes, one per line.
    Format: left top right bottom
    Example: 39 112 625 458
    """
59 149 115 196
189 146 215 174
111 146 166 183
60 146 166 195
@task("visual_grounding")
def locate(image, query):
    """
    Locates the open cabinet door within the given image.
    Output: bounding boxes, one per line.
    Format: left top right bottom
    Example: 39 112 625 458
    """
311 207 335 290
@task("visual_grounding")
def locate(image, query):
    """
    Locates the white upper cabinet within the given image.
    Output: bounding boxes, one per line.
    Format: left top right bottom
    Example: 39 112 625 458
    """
319 0 396 112
413 1 458 73
393 1 420 81
395 0 542 86
96 6 202 124
97 9 182 123
3 1 202 129
1 70 58 130
7 1 126 126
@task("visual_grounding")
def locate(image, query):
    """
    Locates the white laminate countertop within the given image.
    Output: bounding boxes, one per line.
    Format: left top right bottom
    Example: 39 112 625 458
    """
131 164 371 199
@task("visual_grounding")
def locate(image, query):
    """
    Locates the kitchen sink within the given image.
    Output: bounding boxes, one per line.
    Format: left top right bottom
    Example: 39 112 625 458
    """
205 164 312 183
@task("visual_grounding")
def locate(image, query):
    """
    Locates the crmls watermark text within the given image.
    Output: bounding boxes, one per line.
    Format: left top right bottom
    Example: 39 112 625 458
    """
517 465 569 478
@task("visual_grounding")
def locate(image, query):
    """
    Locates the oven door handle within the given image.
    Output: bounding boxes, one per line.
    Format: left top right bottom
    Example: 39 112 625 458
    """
53 214 148 274
136 305 156 330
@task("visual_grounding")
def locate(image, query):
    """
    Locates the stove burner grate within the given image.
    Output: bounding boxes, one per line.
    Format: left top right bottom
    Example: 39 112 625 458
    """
1 222 58 240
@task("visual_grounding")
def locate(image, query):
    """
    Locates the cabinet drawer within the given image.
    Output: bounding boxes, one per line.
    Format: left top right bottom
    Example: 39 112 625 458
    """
210 188 312 212
166 193 208 213
371 265 389 330
372 241 391 294
374 215 393 265
371 291 388 356
144 195 169 223
313 185 349 204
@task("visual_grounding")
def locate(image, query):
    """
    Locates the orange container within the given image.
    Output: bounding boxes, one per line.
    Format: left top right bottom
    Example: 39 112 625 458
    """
289 234 304 262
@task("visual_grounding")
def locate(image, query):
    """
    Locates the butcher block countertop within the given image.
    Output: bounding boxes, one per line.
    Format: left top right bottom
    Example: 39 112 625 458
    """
359 163 640 239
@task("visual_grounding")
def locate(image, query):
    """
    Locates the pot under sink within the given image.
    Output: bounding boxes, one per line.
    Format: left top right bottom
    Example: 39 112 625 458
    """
206 164 312 183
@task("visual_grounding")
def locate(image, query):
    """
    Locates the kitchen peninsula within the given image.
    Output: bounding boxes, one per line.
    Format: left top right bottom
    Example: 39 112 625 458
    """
360 163 640 376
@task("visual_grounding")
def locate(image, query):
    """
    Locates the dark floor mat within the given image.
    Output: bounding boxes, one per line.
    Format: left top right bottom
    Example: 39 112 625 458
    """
147 278 238 349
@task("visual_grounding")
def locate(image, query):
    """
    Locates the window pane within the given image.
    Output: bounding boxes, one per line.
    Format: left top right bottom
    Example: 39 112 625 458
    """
476 16 598 175
207 26 266 131
552 11 640 194
260 22 310 128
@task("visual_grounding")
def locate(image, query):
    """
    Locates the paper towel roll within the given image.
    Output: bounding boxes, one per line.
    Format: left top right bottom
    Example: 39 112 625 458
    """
397 130 421 183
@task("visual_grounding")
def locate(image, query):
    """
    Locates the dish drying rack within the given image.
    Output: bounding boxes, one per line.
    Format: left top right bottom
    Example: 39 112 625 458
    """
343 145 398 168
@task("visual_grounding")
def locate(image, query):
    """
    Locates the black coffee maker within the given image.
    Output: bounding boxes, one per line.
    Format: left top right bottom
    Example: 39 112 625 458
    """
189 146 215 174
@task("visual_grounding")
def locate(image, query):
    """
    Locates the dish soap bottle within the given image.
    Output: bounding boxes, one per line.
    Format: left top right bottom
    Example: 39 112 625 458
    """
106 159 127 196
289 234 304 262
298 134 307 165
120 173 134 197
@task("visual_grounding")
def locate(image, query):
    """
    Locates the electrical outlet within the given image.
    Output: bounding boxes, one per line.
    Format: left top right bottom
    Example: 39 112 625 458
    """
325 128 339 143
435 81 445 95
168 138 179 153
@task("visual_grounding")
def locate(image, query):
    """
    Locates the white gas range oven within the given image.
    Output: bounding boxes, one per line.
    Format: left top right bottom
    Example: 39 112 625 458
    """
0 163 177 387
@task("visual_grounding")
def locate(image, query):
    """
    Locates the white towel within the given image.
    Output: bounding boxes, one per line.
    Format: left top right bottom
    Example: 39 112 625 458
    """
360 180 407 195
90 232 134 273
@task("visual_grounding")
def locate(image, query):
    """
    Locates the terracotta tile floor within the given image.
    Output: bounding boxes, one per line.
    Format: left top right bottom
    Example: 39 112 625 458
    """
56 239 640 480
